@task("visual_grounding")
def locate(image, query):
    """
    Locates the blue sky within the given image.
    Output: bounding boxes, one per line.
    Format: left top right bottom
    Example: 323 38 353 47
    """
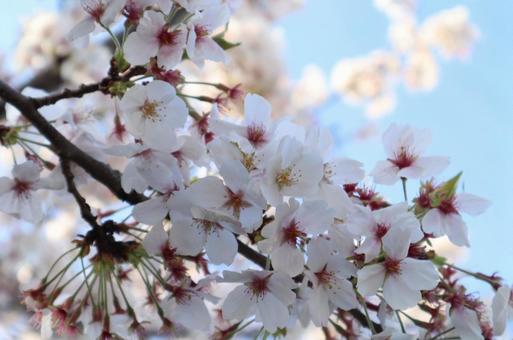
1 1 511 294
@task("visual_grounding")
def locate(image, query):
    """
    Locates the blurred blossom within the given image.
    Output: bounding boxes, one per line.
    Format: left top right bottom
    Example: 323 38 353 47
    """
420 6 479 60
403 48 439 91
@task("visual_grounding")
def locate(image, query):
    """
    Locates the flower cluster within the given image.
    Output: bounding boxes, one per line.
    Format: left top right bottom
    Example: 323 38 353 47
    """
0 1 508 339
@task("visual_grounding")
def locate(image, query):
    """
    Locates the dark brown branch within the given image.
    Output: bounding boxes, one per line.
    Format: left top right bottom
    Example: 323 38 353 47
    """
61 158 101 229
0 79 145 204
30 66 147 108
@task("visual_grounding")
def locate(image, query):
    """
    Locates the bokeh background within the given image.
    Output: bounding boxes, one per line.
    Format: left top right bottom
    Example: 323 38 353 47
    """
0 0 511 338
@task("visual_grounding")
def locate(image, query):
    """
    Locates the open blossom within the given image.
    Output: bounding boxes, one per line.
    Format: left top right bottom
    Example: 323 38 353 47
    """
221 270 296 332
371 123 450 185
260 135 324 205
68 0 126 41
422 192 490 247
357 227 439 309
0 161 62 223
347 203 423 260
259 199 334 276
303 237 358 326
119 80 188 148
185 4 231 65
169 207 241 265
124 11 187 68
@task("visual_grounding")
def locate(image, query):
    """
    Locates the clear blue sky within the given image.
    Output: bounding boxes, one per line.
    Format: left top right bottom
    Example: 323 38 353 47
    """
1 1 511 293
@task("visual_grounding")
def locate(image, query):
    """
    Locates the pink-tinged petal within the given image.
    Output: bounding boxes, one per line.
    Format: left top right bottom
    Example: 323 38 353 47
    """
169 220 204 256
174 296 211 331
416 156 450 178
326 157 365 185
0 177 13 194
132 196 168 225
397 163 424 179
67 17 95 41
295 200 333 235
456 193 490 216
492 286 510 336
357 264 385 297
124 32 158 66
13 161 40 182
256 292 290 332
268 272 297 305
222 285 255 320
443 213 470 247
193 37 229 64
308 287 331 327
370 160 399 185
306 237 331 272
450 307 484 340
328 276 358 310
142 224 168 256
383 274 421 310
422 209 444 236
219 159 249 192
244 94 272 127
205 228 237 265
400 258 439 291
187 176 226 208
157 30 186 68
239 206 263 232
271 245 305 277
382 226 412 260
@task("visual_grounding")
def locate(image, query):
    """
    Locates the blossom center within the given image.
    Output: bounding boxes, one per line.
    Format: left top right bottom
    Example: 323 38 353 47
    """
246 275 270 300
384 257 402 276
222 188 251 217
275 166 299 189
246 124 267 148
13 179 32 198
193 218 223 235
280 219 306 247
83 0 105 22
390 147 416 169
374 223 389 240
194 25 209 41
140 100 160 120
315 265 335 287
438 198 458 215
157 28 179 46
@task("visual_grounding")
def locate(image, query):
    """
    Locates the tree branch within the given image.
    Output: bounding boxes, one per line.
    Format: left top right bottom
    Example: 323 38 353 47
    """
0 79 145 204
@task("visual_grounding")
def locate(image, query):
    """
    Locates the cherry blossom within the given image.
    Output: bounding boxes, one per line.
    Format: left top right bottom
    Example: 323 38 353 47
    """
221 269 296 332
371 123 450 184
357 227 439 309
124 11 187 68
303 237 358 326
258 199 334 276
0 161 62 223
119 80 188 148
422 192 490 247
492 285 513 336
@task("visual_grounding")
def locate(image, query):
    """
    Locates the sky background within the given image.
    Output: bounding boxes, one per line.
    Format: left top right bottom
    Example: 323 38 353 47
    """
0 0 511 296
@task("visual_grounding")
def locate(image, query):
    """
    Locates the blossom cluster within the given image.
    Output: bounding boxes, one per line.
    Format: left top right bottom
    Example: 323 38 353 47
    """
0 1 508 340
331 1 479 118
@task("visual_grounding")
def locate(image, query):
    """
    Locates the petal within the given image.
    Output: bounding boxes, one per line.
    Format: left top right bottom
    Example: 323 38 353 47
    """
415 156 450 178
456 193 490 216
357 264 385 297
174 296 211 331
219 159 250 192
169 220 204 256
222 285 255 321
328 276 358 310
400 258 439 291
382 226 412 260
244 94 272 127
383 274 421 310
270 245 305 277
443 213 470 247
142 223 168 256
370 160 399 185
132 196 169 226
492 286 510 336
205 228 237 265
422 209 444 236
451 307 484 340
256 292 290 332
124 32 158 65
308 287 331 327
